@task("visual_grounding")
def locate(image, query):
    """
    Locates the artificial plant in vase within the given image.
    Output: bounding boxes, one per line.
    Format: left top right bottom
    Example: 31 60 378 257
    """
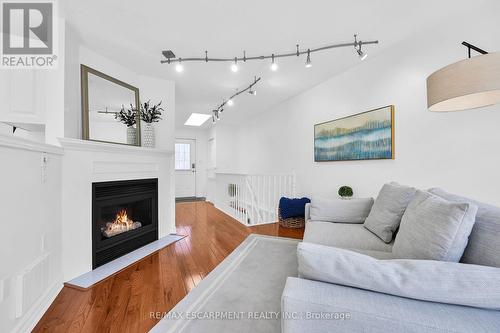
115 105 137 145
140 100 163 148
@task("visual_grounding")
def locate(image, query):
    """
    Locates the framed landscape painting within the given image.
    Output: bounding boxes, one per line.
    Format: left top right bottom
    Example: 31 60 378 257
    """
314 105 395 162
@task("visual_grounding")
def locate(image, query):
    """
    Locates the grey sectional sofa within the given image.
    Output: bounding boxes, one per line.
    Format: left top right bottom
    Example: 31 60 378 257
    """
282 190 500 333
152 186 500 333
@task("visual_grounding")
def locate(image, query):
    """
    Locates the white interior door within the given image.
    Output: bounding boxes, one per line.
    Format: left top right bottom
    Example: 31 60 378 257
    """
175 139 196 198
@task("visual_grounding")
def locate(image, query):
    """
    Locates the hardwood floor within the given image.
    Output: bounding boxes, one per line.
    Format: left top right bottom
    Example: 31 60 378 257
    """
34 201 304 333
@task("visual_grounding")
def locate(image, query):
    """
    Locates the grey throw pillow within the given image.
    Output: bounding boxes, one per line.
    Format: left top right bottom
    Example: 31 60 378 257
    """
364 182 417 243
297 242 500 310
310 196 374 223
393 190 478 262
429 188 500 268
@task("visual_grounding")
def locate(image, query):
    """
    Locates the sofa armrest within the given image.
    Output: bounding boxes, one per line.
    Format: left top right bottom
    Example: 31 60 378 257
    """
282 277 500 333
304 203 311 222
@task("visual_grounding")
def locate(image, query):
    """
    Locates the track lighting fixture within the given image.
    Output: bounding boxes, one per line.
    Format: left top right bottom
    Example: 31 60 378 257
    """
175 59 184 72
161 35 378 69
270 54 278 71
305 49 312 68
211 76 261 124
354 34 368 61
231 57 238 72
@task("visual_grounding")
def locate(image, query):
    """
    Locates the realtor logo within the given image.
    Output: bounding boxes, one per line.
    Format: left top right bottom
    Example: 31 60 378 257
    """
1 1 57 68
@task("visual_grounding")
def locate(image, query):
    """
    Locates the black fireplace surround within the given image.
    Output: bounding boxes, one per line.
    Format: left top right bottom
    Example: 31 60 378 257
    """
92 178 158 268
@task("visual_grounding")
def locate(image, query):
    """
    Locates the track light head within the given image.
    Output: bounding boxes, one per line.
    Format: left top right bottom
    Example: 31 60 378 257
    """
356 48 367 61
270 54 278 71
355 40 367 61
305 49 312 68
231 57 238 72
175 59 184 72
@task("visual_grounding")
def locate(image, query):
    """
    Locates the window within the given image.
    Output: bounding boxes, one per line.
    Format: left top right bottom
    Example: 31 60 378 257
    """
175 143 191 170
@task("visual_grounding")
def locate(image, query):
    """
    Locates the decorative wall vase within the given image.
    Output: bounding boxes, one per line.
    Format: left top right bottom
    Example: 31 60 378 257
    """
127 126 137 145
143 123 155 148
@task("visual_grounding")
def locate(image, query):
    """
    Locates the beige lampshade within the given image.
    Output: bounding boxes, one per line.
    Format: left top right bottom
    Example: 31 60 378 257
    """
427 52 500 112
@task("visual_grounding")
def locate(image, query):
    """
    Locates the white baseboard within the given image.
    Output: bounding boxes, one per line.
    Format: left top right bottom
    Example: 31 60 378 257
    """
12 280 62 333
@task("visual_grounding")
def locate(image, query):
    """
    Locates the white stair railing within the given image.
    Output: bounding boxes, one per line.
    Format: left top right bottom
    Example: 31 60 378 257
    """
214 173 296 225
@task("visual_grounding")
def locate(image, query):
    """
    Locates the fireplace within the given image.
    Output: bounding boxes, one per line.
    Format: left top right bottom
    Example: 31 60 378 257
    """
92 178 158 268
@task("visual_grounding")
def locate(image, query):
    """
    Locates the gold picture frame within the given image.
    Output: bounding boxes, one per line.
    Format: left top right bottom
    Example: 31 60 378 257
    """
314 105 395 162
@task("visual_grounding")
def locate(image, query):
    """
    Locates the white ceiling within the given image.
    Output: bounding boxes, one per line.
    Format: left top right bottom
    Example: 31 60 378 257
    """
60 0 488 129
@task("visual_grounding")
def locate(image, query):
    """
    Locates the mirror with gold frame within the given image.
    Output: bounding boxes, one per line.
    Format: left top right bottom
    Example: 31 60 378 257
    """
81 65 141 146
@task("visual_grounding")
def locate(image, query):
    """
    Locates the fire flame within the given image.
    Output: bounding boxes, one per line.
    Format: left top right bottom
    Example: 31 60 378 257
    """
102 209 141 237
116 210 132 225
102 209 142 238
109 209 134 231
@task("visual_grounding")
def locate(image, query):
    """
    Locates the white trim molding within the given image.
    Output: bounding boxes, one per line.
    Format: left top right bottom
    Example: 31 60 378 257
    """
0 134 64 155
58 137 174 156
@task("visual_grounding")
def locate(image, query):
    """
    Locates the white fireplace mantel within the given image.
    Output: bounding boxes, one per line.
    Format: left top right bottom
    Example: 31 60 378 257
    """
58 137 174 156
59 137 175 281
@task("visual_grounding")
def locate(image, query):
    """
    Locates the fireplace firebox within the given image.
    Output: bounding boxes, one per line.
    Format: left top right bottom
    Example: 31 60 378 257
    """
92 178 158 268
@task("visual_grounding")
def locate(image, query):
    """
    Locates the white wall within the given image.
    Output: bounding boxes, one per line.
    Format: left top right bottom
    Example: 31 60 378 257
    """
221 8 500 205
213 124 241 173
64 24 82 141
43 19 66 146
175 127 209 198
138 76 176 150
0 137 64 333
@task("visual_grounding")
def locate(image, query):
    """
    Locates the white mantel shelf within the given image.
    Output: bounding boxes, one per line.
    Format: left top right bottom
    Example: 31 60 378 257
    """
58 138 174 156
0 134 64 155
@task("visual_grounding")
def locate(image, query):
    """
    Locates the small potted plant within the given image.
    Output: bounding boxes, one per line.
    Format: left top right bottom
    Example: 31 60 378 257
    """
140 100 163 148
115 105 137 145
338 186 353 199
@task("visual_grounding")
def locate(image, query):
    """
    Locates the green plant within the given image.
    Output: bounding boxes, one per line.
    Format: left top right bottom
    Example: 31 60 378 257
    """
338 186 353 198
115 105 137 127
140 100 163 123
